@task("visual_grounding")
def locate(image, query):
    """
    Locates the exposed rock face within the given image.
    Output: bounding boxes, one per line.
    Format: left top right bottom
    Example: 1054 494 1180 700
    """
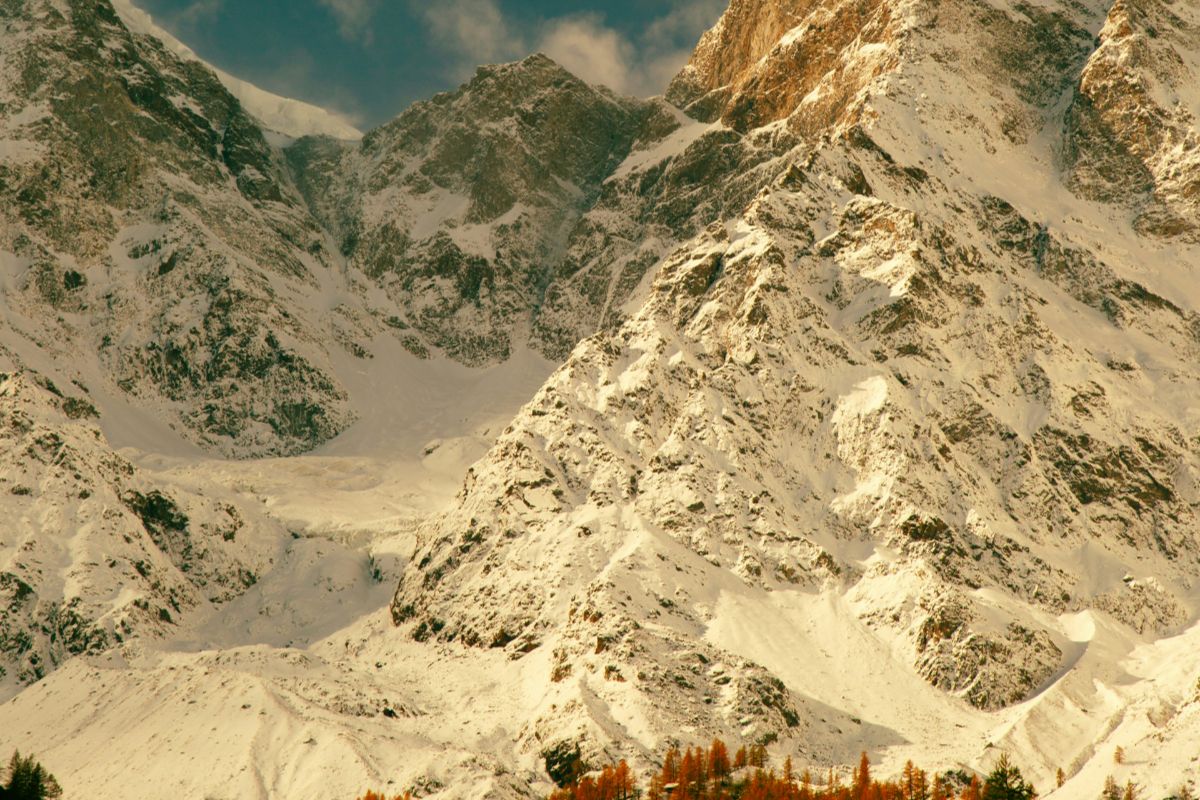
667 0 899 133
529 113 787 360
1065 0 1200 238
0 0 362 456
0 371 285 695
288 55 666 365
390 0 1200 769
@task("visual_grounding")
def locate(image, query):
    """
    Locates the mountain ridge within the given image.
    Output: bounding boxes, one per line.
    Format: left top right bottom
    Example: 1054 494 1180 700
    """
1 0 1200 798
109 0 364 141
390 0 1200 790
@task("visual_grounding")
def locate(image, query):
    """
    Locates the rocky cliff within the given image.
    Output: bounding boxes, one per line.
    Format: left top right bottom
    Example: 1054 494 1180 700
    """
1065 0 1200 238
0 0 367 456
0 370 287 696
391 0 1200 783
2 0 1200 796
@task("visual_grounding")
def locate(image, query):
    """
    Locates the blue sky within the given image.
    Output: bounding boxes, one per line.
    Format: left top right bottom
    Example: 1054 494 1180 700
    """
131 0 726 130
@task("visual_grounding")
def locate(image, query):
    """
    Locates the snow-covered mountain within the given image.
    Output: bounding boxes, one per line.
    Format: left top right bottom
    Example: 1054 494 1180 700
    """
2 0 1200 798
285 55 667 365
108 0 363 141
393 0 1200 790
0 0 379 458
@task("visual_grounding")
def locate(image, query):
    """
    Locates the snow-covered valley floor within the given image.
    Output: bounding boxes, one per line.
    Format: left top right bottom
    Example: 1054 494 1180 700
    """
0 341 567 798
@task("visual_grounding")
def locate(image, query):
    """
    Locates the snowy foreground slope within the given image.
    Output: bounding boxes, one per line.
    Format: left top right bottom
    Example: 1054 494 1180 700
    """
2 0 1200 798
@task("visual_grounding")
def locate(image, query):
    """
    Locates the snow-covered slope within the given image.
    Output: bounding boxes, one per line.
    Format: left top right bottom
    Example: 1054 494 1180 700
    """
3 0 1200 798
0 369 289 698
389 0 1200 793
109 0 363 141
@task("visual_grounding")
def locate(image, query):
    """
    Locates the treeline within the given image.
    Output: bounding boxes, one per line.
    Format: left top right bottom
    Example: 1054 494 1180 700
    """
352 740 1198 800
1102 774 1194 800
546 741 1036 800
0 751 62 800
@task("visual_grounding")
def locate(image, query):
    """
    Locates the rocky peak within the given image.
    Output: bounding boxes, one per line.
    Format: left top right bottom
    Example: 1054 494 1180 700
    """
1065 0 1200 237
0 0 365 457
362 53 648 203
667 0 900 133
288 53 676 366
353 52 656 227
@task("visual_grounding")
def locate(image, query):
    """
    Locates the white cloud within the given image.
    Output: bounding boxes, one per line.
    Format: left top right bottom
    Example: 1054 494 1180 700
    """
318 0 379 44
415 0 725 97
151 0 222 38
175 0 223 28
636 0 728 93
537 16 635 95
419 0 524 72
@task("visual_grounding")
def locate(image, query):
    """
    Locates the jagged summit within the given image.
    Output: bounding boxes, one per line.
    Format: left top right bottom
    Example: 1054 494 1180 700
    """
667 0 899 133
287 51 669 365
283 47 794 368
